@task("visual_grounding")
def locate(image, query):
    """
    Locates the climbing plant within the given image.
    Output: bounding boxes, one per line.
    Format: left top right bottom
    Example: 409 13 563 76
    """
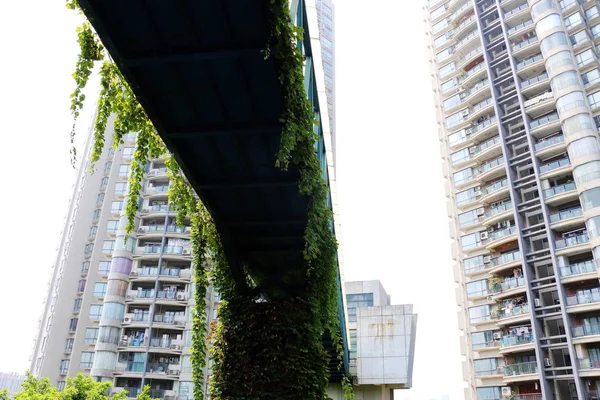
67 0 351 398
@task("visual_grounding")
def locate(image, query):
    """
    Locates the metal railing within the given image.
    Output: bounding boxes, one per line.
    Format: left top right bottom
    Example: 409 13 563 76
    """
535 134 564 151
544 181 576 197
513 36 538 51
492 276 525 293
505 3 528 17
539 158 570 174
560 259 595 277
488 226 517 241
468 116 497 136
482 201 512 220
481 178 508 197
491 250 521 266
497 304 530 319
501 332 534 347
567 287 600 306
470 135 499 155
555 233 589 249
476 156 504 175
508 19 534 35
530 112 559 129
143 245 184 255
578 358 600 370
572 323 600 338
521 72 548 89
516 53 542 70
504 361 538 376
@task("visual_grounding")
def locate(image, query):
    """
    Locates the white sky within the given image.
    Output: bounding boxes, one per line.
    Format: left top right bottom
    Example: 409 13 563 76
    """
0 1 464 399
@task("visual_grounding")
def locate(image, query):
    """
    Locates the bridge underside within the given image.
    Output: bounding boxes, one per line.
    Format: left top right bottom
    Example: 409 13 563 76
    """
79 0 346 381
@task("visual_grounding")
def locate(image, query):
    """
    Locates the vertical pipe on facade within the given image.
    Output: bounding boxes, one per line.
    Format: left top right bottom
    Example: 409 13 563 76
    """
470 1 554 397
493 0 586 397
140 202 171 389
529 0 600 387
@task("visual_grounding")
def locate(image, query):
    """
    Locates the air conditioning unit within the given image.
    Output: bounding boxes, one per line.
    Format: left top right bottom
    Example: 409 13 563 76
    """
534 298 541 307
130 271 139 277
483 256 492 264
126 294 135 301
501 387 512 396
474 189 482 197
480 231 489 240
174 320 185 326
148 169 158 176
168 369 180 375
544 358 552 367
123 316 132 324
182 249 191 255
137 228 145 233
176 292 186 301
493 332 503 340
141 208 150 214
171 344 182 351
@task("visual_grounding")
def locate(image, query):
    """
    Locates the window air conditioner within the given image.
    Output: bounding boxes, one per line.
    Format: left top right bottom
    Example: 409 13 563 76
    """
493 332 503 340
501 387 512 396
544 358 552 367
182 249 191 255
483 256 492 264
176 292 186 301
123 316 132 324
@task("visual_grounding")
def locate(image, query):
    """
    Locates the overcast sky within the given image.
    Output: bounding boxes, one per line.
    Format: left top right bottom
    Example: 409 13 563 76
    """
0 1 464 399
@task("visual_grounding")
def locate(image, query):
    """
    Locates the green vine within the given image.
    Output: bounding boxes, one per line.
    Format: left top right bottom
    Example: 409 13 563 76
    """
67 0 351 397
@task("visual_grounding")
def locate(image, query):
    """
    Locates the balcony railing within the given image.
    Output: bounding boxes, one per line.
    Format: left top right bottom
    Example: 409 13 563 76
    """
456 15 477 34
471 97 493 114
491 250 521 267
572 323 600 338
476 156 504 175
555 233 589 249
492 276 525 293
460 78 489 100
482 201 512 221
521 72 548 89
488 226 517 242
504 361 538 376
512 395 542 400
141 224 191 234
513 36 538 51
143 245 185 255
455 30 479 51
505 3 528 17
147 185 170 193
136 267 186 277
501 332 534 347
530 112 559 129
471 135 500 155
481 178 508 197
539 158 570 174
459 46 483 67
516 53 542 70
544 182 576 197
567 287 600 306
560 259 595 277
535 134 564 151
508 19 534 35
497 304 530 319
459 62 485 84
578 358 600 370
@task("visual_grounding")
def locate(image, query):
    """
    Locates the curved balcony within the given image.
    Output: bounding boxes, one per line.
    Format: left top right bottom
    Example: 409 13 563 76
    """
480 201 513 226
496 304 530 326
499 332 535 354
475 156 505 183
539 158 571 180
560 260 597 284
549 206 583 230
491 276 526 300
454 29 480 56
485 225 518 250
470 134 501 163
458 62 487 88
459 79 490 107
555 232 590 256
503 361 539 383
450 1 473 25
479 178 510 204
458 46 483 70
467 116 498 143
529 112 560 137
489 250 522 275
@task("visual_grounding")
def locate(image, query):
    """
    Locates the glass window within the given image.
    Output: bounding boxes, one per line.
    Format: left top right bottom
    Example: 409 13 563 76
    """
92 351 117 370
69 318 78 332
115 182 127 195
587 6 600 21
84 328 99 344
178 382 193 400
457 187 477 205
570 30 590 47
531 0 553 19
439 62 456 78
582 69 600 87
469 305 491 323
80 352 94 368
588 216 600 237
57 381 66 391
441 78 458 94
102 240 115 254
592 24 600 39
98 261 111 276
430 5 446 20
551 70 580 93
564 113 594 136
346 293 374 322
564 12 583 30
93 282 107 297
436 47 453 62
546 51 574 74
446 109 466 128
443 94 461 110
84 243 93 255
89 226 97 238
59 359 69 373
581 187 600 211
81 261 90 274
98 326 121 345
89 304 103 319
92 209 101 221
472 331 495 350
448 129 467 146
451 148 470 165
107 280 128 297
474 358 498 377
461 232 481 251
73 298 82 312
576 49 595 67
77 280 86 293
454 167 473 186
434 33 450 48
96 193 105 206
102 303 125 321
123 147 134 158
103 162 112 174
537 14 563 37
574 161 600 185
106 220 119 234
118 164 130 177
100 177 108 189
458 209 479 227
111 201 123 213
466 280 488 298
464 255 485 274
541 32 568 54
64 339 74 353
476 387 502 400
557 91 586 114
432 18 448 34
567 136 600 158
589 91 600 109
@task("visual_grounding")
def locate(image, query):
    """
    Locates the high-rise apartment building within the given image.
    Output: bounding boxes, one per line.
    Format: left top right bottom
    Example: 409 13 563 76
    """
29 124 217 399
316 0 336 163
426 0 600 399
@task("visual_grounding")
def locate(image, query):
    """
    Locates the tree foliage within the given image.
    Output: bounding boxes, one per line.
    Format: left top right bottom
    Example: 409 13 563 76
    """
66 0 351 398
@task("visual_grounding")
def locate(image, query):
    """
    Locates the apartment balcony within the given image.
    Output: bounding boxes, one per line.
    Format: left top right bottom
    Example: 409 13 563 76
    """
515 53 543 74
479 201 513 227
136 224 191 238
458 46 484 70
475 366 504 380
512 36 539 58
572 324 600 345
549 206 584 231
134 245 192 259
139 204 177 217
145 184 170 197
453 14 477 39
525 92 556 118
529 112 560 137
125 289 188 304
458 79 490 107
130 267 192 283
450 1 473 24
146 167 168 179
539 158 571 180
567 288 600 314
508 19 534 39
511 394 542 400
485 226 518 250
454 29 480 57
491 276 526 300
560 260 597 284
475 156 505 183
117 362 181 380
534 134 565 157
479 178 510 204
496 304 531 326
458 62 487 89
544 182 578 206
112 387 176 400
499 332 535 354
470 134 501 164
118 336 184 354
503 361 539 383
466 115 498 143
489 250 522 275
121 313 186 329
520 72 549 96
578 358 600 378
555 233 590 257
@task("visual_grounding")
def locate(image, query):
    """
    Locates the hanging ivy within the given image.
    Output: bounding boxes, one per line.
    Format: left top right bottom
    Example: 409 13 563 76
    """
67 0 351 398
